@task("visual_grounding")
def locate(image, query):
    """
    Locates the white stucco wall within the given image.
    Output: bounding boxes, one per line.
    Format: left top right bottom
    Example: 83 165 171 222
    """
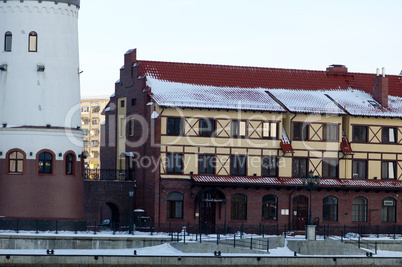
0 1 81 128
0 1 82 159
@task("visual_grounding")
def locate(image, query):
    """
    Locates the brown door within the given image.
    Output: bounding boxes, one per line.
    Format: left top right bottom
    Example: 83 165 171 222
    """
200 200 216 234
292 195 308 230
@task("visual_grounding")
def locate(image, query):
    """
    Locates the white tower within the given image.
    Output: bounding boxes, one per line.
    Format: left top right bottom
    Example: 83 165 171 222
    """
0 0 84 221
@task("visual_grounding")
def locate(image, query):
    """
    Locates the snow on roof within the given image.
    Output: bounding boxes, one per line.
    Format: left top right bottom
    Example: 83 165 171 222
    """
138 60 402 98
146 77 286 112
267 89 346 114
327 90 402 117
192 175 402 189
137 61 402 117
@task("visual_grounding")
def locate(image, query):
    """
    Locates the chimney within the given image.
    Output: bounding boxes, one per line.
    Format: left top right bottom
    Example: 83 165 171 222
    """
372 67 389 107
124 48 137 72
326 64 348 73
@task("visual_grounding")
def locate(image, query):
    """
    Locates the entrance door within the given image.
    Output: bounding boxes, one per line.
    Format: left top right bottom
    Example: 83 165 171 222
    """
292 195 308 230
200 200 216 234
198 189 226 234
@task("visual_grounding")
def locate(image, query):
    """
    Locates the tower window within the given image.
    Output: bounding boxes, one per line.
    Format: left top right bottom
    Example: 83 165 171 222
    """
28 31 38 52
8 151 24 174
38 152 52 174
65 153 75 175
4 31 12 52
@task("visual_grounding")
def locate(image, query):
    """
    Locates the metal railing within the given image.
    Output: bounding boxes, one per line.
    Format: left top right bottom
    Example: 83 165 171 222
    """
84 169 135 181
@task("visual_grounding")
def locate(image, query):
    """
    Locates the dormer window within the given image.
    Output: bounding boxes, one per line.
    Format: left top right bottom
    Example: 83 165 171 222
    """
4 31 12 52
28 31 37 52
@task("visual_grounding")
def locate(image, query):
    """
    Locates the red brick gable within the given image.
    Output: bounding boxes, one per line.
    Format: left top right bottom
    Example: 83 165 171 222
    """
137 61 402 97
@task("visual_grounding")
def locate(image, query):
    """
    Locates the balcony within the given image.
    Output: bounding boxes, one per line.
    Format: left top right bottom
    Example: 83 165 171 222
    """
84 169 135 181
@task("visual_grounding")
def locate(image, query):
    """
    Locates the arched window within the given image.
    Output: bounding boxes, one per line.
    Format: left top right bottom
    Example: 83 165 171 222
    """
8 151 24 174
65 153 75 175
323 196 338 222
167 192 183 219
382 197 396 222
38 152 52 174
231 193 247 220
352 197 367 222
28 31 38 52
262 194 277 220
4 31 12 52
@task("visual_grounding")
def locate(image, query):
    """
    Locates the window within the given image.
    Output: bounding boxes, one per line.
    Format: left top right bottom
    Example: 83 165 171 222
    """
352 197 367 222
132 98 137 106
4 31 12 52
83 119 90 125
293 122 308 141
292 158 307 178
322 158 338 179
38 152 52 174
129 117 135 136
352 126 367 143
261 157 278 177
28 31 37 52
65 153 74 175
199 119 215 137
167 192 183 219
8 151 24 174
262 195 277 220
323 124 338 142
382 127 396 143
120 100 125 108
352 160 367 180
230 155 247 176
167 118 183 136
382 161 396 180
263 122 278 139
231 194 247 220
232 121 246 138
167 153 183 174
91 140 99 147
92 119 99 125
81 106 90 112
83 129 89 136
198 155 215 175
323 196 338 222
92 151 99 158
91 106 100 113
119 117 125 137
382 197 396 222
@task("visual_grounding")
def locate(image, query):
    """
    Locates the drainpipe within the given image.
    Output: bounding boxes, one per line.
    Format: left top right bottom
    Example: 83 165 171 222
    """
289 113 297 141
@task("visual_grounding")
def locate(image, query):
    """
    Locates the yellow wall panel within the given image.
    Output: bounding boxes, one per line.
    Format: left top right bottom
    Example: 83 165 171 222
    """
383 154 397 160
369 153 381 160
369 160 381 180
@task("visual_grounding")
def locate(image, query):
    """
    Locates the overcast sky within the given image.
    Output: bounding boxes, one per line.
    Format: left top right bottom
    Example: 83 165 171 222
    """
78 0 402 97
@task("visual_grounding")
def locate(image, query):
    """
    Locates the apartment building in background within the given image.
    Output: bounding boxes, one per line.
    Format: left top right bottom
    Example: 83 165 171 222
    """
81 98 109 169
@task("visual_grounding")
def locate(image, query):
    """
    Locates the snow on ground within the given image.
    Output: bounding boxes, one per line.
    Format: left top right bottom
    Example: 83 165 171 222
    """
0 230 401 257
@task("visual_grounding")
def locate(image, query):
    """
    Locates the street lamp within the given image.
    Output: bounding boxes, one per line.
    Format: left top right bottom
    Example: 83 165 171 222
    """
129 189 134 234
302 170 320 226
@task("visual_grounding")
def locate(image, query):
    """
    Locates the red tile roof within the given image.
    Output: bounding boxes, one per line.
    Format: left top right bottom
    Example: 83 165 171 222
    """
280 138 294 153
192 175 402 190
138 61 402 98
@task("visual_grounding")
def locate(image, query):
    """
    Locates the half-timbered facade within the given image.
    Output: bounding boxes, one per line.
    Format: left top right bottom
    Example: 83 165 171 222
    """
101 49 402 231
